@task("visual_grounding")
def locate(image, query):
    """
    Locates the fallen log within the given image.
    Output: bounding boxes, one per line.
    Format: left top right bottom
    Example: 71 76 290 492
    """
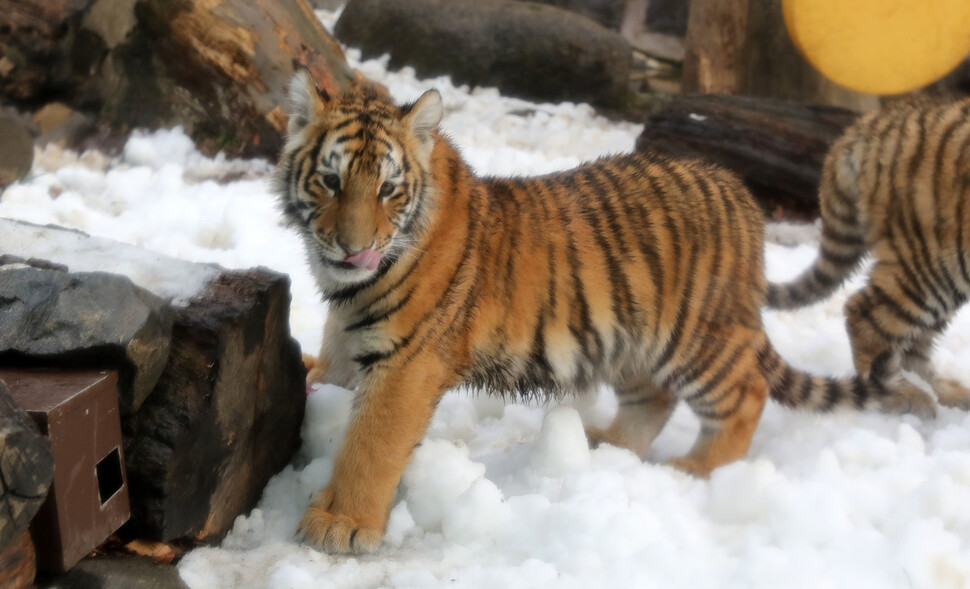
636 94 860 220
0 0 356 159
124 268 306 543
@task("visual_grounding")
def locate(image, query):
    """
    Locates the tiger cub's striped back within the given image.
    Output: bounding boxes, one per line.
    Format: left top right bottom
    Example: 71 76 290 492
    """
767 96 970 412
277 72 912 555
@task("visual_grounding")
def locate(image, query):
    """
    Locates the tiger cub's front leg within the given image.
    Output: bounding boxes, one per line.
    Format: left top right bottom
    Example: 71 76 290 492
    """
299 361 450 553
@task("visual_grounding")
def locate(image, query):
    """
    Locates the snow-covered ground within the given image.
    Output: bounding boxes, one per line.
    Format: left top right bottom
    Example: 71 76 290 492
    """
3 9 970 589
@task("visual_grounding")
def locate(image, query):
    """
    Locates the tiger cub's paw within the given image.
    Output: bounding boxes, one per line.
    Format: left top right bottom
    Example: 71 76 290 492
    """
302 353 317 372
298 506 383 554
877 384 938 420
935 378 970 410
584 426 611 449
667 456 713 479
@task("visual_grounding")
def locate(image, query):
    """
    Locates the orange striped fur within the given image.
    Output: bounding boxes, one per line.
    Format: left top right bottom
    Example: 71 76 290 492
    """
276 72 907 554
767 97 970 416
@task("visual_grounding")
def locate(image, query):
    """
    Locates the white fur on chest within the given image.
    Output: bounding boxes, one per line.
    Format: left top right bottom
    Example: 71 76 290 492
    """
319 305 398 390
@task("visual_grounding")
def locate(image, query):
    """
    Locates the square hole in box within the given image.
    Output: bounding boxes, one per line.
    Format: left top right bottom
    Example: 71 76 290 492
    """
96 447 123 505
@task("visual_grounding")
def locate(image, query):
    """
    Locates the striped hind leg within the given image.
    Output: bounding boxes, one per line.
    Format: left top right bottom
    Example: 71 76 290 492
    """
669 340 768 477
903 328 970 409
586 379 676 458
844 262 941 418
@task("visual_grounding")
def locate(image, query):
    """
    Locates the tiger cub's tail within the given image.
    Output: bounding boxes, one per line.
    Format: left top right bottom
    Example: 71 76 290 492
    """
756 337 894 412
765 143 868 310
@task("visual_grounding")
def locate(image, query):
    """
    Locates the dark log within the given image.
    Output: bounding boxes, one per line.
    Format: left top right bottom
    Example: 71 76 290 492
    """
124 268 306 543
636 94 859 219
0 0 357 159
0 381 53 554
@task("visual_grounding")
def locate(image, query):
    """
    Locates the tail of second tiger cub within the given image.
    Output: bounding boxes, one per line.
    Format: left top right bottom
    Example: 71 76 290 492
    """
765 133 868 310
757 335 904 414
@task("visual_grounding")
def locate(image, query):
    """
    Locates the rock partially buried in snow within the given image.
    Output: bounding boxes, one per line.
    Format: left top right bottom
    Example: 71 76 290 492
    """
529 406 591 476
0 261 173 416
0 218 218 306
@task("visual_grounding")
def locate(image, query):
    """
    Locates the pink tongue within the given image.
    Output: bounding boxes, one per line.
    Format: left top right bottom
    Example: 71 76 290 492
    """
344 249 382 271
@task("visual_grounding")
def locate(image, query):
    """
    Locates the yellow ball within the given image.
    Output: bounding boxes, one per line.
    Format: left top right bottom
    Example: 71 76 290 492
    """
783 0 970 95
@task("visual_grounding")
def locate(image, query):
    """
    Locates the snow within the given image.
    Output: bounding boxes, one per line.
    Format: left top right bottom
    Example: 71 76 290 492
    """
2 8 970 589
0 218 218 306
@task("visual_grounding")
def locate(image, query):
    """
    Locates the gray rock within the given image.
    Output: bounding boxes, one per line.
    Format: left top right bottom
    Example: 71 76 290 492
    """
519 0 687 36
0 381 54 552
335 0 633 109
0 266 174 417
519 0 625 29
43 556 188 589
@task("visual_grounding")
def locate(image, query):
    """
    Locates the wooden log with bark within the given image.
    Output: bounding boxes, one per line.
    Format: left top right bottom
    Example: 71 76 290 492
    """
636 94 859 219
681 0 878 111
0 0 357 158
124 268 306 543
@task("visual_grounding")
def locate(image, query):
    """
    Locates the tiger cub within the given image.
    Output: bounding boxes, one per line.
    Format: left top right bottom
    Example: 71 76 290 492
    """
767 97 970 416
276 71 906 554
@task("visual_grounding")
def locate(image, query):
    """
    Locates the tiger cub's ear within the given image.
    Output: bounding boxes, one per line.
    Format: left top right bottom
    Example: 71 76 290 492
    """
286 69 330 136
402 90 443 148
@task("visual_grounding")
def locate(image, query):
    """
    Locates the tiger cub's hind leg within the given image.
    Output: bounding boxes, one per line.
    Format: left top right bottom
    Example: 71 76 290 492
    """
586 379 676 458
669 341 769 478
844 262 941 418
903 329 970 410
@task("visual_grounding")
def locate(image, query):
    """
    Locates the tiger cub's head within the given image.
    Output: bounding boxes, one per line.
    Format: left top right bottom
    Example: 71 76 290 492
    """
275 70 443 286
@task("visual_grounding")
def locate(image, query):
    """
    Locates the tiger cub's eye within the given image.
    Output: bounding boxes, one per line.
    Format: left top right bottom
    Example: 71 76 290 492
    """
378 181 396 199
321 173 341 192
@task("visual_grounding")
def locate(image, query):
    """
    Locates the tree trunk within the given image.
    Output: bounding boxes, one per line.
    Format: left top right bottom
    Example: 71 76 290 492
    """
636 94 859 219
681 0 880 111
681 0 748 93
739 0 879 111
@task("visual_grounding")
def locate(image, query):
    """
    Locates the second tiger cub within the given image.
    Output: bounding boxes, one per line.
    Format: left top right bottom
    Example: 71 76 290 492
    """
768 97 970 416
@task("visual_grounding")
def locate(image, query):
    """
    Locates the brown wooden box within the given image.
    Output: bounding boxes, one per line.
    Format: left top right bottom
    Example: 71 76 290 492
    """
1 369 130 573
